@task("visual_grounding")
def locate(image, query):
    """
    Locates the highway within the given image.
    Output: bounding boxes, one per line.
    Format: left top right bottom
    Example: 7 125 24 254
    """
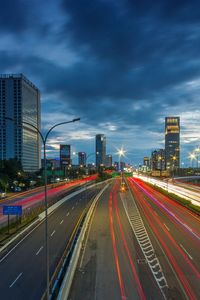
0 183 104 300
0 177 96 227
70 179 165 300
129 177 200 299
69 178 200 300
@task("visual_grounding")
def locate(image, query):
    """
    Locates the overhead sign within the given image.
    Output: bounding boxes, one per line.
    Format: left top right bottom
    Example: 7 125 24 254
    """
3 205 22 216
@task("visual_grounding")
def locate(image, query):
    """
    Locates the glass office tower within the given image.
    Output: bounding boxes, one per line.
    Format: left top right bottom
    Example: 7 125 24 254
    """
0 74 41 172
78 152 86 166
165 117 180 170
96 134 106 167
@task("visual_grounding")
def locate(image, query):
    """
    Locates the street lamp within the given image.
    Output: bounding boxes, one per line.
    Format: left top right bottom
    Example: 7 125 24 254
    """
5 116 80 300
188 152 196 168
116 147 126 186
194 147 200 168
116 147 126 172
171 155 177 179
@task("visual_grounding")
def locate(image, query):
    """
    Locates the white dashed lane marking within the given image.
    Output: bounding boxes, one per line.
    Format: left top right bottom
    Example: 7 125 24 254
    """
9 272 23 288
36 246 43 256
51 230 56 237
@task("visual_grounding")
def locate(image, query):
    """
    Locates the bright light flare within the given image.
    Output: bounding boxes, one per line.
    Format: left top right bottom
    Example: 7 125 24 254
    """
188 153 196 160
116 147 126 157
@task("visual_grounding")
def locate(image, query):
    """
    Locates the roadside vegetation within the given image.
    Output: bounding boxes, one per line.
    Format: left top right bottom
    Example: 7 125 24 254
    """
96 169 112 182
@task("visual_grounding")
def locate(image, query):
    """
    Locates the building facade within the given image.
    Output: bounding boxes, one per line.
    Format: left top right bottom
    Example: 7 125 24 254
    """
78 152 86 166
143 157 150 168
105 154 112 168
165 117 180 170
151 149 165 171
0 74 41 172
95 134 106 167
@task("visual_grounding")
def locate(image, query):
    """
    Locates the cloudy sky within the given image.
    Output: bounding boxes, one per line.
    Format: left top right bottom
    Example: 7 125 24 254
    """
1 0 200 165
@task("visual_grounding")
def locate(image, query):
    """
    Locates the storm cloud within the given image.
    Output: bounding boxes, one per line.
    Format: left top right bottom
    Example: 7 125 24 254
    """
0 0 200 163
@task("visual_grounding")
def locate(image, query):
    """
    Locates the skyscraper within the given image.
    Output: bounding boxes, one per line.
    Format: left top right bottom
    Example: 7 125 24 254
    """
165 116 180 170
151 149 165 171
105 154 112 168
78 152 86 166
0 74 41 172
96 134 106 167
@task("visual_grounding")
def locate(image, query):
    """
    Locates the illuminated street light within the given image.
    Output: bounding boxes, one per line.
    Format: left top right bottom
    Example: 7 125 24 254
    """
194 147 200 168
116 147 126 187
116 147 126 172
188 152 196 168
5 116 80 300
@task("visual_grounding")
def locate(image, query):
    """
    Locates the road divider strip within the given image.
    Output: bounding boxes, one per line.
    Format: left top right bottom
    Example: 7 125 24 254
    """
120 191 168 299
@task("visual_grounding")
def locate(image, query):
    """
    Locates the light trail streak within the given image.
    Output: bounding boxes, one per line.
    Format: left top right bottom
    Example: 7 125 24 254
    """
108 192 126 300
129 179 200 300
135 175 200 206
130 178 200 243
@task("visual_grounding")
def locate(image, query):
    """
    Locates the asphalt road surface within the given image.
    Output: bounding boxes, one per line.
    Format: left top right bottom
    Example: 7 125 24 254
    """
70 180 165 300
0 183 104 300
129 177 200 300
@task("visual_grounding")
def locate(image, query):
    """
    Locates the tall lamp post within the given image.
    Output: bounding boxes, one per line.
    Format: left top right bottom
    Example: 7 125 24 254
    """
5 116 80 300
117 148 126 185
172 155 177 179
189 153 196 168
194 147 200 168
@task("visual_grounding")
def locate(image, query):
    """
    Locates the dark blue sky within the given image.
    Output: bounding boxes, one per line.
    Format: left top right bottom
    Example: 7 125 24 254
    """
1 0 200 165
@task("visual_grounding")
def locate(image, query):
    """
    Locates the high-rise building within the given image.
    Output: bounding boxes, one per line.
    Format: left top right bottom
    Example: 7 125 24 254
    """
165 117 180 170
143 157 150 167
0 74 41 172
96 134 106 167
78 152 86 166
105 154 112 168
60 144 71 168
151 149 165 171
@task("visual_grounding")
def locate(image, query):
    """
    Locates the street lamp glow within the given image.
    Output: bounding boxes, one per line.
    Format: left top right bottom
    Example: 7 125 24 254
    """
116 147 126 157
189 153 196 160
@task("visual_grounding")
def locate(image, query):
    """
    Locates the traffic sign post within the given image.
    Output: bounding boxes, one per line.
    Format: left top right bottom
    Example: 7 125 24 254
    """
3 205 22 234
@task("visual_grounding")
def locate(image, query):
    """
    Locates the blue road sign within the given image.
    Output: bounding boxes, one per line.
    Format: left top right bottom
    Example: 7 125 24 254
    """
3 205 22 216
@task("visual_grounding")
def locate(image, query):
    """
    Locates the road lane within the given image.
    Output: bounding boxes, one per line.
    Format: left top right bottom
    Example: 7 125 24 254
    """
130 178 200 267
128 178 200 299
69 179 164 300
0 185 103 300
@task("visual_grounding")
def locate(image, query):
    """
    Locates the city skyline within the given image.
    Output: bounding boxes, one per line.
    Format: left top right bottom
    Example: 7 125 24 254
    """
0 1 200 163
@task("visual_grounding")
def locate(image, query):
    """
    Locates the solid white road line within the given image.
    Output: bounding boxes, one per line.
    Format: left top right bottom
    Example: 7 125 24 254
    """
36 246 43 256
9 272 23 288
